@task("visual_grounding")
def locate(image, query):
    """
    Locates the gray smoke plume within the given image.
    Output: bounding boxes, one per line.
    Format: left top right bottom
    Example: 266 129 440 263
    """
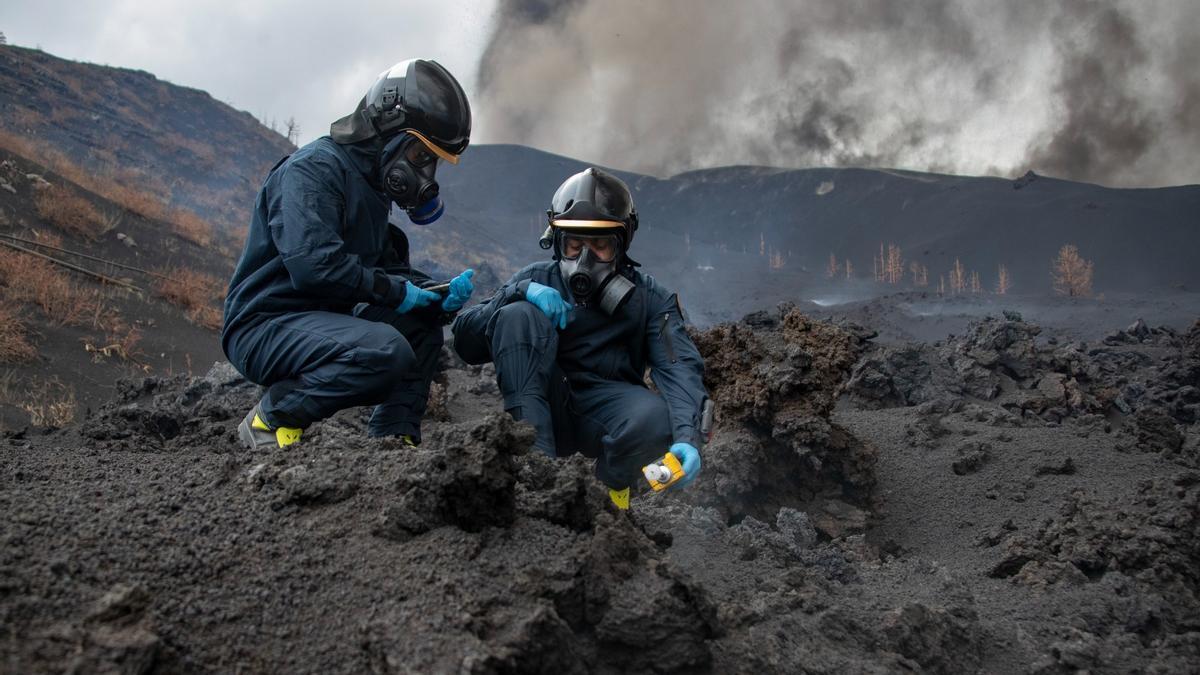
475 0 1200 187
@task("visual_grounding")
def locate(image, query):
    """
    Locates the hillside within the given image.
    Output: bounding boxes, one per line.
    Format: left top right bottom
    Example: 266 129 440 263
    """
0 147 228 431
432 145 1200 292
0 44 293 241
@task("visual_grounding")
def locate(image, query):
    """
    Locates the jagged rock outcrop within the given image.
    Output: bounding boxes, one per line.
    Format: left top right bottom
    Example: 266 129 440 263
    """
690 306 877 523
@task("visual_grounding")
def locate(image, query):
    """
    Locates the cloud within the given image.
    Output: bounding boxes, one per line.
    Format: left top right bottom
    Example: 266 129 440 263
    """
3 0 1196 187
474 0 1200 187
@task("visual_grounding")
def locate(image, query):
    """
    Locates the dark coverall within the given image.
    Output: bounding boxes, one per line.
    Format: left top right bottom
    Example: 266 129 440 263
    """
221 136 446 441
451 261 707 489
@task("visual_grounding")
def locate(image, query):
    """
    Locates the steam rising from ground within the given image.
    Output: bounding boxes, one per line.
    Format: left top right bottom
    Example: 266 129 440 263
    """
476 0 1200 187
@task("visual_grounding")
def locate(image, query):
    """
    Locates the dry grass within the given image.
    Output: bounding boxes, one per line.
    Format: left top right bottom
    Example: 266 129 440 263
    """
30 229 64 248
105 180 170 222
0 129 217 247
0 373 77 428
84 324 147 368
0 248 102 327
168 208 214 247
155 266 225 331
33 183 104 239
0 306 37 363
79 303 147 367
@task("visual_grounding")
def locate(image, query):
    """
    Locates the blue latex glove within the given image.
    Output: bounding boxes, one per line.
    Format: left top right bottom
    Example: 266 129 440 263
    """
441 268 475 312
524 281 573 329
396 281 440 314
669 442 701 489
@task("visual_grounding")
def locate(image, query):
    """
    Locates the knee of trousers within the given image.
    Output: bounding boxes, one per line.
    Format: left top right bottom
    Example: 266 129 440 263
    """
357 328 417 397
619 396 673 449
492 301 555 343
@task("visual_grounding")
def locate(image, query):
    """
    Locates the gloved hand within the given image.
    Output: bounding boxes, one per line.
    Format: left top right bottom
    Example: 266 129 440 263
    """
396 281 440 314
524 281 573 329
669 442 701 489
441 268 475 312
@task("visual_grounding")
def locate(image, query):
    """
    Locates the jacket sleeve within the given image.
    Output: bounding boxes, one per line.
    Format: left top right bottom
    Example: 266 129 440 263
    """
270 153 409 308
644 284 708 448
450 268 537 365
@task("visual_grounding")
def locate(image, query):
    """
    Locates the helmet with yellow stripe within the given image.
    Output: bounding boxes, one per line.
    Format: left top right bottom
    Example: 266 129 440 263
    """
543 167 639 262
330 58 471 163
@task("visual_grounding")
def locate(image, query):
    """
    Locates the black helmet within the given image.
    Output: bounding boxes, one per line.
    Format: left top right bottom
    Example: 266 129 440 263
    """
330 59 471 161
545 167 639 250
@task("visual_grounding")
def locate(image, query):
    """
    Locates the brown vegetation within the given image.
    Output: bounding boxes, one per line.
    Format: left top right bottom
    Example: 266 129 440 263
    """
154 267 225 331
949 258 967 294
0 248 102 327
84 324 146 367
885 245 903 284
826 253 841 278
996 264 1012 295
0 129 215 247
0 306 37 363
909 261 929 287
32 184 104 239
0 246 145 367
872 243 906 285
1051 244 1094 297
0 373 76 428
169 209 214 246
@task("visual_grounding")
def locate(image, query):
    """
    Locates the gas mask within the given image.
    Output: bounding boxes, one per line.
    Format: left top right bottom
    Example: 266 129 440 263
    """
379 133 443 224
557 231 635 315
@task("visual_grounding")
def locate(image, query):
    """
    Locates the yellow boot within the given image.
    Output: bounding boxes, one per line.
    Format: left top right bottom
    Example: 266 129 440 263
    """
238 403 302 450
608 487 630 510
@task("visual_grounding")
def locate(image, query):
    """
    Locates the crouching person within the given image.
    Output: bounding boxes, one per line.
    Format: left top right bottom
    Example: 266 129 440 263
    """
221 59 474 450
451 168 708 508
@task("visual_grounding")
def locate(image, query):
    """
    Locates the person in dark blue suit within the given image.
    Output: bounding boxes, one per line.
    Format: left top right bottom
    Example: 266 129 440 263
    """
222 59 474 450
452 168 709 509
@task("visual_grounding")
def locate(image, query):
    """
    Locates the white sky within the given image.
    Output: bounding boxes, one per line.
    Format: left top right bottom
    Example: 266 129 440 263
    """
0 0 497 146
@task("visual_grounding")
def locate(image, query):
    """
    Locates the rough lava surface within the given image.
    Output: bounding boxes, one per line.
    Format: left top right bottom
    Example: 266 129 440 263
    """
2 308 1198 673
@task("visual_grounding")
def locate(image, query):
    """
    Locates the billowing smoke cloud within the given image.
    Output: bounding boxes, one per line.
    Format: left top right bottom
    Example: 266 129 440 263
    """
475 0 1200 187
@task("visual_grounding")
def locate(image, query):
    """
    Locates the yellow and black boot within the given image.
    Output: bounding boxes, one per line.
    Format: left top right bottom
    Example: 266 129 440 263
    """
608 487 630 511
237 403 302 450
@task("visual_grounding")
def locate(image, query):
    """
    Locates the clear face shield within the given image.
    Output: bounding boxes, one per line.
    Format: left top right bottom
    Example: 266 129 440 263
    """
560 232 620 263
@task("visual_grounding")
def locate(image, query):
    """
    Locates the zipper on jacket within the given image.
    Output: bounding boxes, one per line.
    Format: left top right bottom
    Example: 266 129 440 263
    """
661 312 677 364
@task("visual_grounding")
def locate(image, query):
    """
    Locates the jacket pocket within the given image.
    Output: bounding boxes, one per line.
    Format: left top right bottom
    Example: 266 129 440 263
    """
660 312 677 364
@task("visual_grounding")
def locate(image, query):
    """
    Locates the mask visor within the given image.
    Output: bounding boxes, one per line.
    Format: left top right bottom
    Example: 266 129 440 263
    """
560 232 620 263
406 129 461 165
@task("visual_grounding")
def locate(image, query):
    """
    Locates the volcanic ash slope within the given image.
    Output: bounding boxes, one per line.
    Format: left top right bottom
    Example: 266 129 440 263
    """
2 309 1198 673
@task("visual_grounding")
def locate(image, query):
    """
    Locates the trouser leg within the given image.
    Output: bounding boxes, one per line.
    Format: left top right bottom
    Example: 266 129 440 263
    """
487 301 561 455
353 305 444 440
570 382 674 489
226 311 414 429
